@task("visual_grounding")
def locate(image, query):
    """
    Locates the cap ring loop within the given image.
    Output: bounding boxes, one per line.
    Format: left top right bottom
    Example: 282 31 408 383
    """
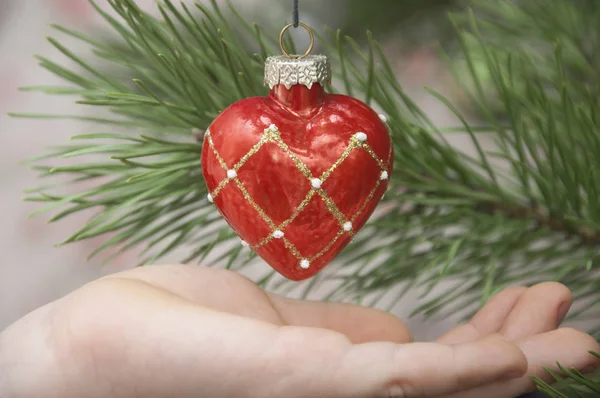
279 23 314 59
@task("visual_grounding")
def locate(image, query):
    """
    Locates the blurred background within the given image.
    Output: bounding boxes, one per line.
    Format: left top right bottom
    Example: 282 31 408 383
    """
1 0 478 339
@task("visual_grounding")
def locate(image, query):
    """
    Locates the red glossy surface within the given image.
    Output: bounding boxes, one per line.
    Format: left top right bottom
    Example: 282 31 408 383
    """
201 83 393 280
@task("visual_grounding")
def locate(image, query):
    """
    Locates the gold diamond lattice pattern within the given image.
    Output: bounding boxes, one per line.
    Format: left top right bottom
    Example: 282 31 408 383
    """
205 124 392 269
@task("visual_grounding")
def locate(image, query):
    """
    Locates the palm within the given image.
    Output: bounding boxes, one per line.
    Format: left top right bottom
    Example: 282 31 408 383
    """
1 265 598 398
107 265 413 343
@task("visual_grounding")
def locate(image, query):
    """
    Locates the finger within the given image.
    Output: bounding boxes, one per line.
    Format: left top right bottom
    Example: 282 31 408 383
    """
438 286 527 345
500 282 573 340
267 294 412 344
325 334 527 398
444 327 600 398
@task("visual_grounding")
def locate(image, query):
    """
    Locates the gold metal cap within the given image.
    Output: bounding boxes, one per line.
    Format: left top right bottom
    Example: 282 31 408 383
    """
264 54 331 90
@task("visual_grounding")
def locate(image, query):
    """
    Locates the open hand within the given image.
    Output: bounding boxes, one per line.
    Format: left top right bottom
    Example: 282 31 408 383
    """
1 264 598 397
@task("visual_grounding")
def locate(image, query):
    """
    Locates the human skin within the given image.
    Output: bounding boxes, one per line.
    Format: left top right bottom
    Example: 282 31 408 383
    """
0 264 598 398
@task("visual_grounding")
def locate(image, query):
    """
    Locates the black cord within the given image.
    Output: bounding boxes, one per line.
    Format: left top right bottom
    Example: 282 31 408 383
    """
293 0 299 27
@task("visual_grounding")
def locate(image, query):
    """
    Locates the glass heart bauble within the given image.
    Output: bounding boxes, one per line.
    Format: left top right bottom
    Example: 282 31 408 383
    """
201 55 393 280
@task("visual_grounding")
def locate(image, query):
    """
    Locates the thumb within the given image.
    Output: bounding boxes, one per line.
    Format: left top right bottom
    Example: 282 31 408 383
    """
312 333 528 398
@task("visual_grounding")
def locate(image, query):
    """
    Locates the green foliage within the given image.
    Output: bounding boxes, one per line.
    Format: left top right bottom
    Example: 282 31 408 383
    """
453 0 600 116
336 0 457 43
534 352 600 397
18 0 270 267
12 0 600 395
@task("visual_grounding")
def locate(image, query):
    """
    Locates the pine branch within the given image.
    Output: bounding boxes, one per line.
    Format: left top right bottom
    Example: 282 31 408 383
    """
16 0 600 320
534 352 600 398
14 1 600 395
14 0 600 354
476 202 600 246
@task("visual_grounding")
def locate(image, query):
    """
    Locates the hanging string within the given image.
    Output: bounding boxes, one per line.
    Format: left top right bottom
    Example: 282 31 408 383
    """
293 0 299 28
280 0 313 59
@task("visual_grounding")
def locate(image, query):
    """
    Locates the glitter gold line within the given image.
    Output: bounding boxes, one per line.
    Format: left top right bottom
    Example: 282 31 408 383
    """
271 131 313 179
250 189 317 250
252 235 273 249
312 180 383 262
210 178 231 199
283 237 303 259
279 189 317 229
207 128 272 200
233 178 277 230
205 131 230 171
233 135 269 171
317 190 353 236
263 128 279 141
351 180 381 223
357 142 386 170
319 140 357 182
310 229 345 261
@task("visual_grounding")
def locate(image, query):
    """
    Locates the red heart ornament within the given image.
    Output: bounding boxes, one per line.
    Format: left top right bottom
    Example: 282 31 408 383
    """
201 55 393 280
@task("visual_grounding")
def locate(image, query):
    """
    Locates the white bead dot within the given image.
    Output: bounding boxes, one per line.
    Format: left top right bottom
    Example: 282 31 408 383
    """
273 230 284 239
355 132 367 142
269 124 278 132
343 222 353 232
227 169 237 179
311 178 322 189
379 114 388 123
207 194 214 203
241 240 249 247
300 259 310 269
380 171 389 181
